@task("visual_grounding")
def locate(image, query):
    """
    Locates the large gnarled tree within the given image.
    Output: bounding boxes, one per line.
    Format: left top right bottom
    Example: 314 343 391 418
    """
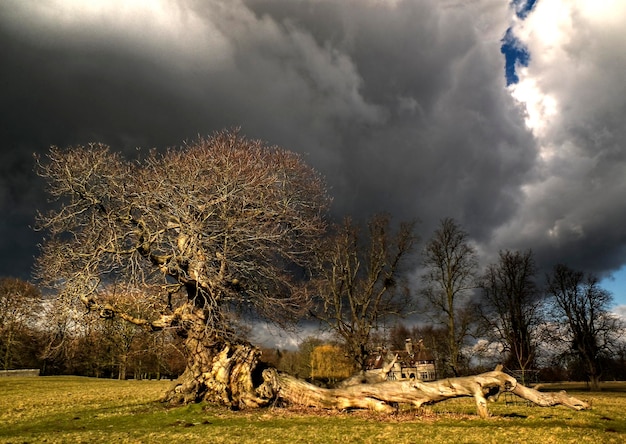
35 130 329 406
34 130 589 417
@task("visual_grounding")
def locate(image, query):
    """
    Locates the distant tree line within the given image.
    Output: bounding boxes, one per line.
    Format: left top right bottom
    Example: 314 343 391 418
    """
282 217 625 390
357 218 625 389
0 277 185 378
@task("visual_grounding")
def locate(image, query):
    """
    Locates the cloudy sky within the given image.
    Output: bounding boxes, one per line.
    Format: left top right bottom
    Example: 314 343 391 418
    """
1 0 626 315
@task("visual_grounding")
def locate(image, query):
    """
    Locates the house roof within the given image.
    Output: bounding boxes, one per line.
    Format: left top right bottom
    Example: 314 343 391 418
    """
366 339 434 370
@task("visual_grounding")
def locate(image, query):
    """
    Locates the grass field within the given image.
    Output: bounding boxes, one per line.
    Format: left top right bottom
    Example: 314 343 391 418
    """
1 377 625 443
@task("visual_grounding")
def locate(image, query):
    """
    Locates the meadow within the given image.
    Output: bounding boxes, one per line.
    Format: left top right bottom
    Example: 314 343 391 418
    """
1 376 625 443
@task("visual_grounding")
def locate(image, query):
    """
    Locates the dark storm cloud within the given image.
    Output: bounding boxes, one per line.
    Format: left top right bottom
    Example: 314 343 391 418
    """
2 0 626 300
243 0 536 228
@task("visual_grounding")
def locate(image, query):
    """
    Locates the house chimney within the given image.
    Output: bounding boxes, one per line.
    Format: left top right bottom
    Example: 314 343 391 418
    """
405 338 413 354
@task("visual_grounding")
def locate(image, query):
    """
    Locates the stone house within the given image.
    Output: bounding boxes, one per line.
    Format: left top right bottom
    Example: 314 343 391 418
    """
367 338 437 382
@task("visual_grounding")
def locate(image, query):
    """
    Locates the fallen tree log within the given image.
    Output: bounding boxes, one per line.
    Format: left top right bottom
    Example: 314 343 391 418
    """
510 382 590 410
264 367 589 418
159 335 588 419
334 354 398 388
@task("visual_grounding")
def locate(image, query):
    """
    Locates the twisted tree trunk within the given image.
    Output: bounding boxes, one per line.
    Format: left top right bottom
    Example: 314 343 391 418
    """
160 324 273 409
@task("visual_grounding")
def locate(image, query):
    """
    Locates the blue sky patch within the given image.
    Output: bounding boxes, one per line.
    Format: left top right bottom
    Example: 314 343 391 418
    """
513 0 538 19
501 27 530 85
501 0 536 85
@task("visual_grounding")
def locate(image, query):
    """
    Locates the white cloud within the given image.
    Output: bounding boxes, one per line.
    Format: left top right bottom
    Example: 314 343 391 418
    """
614 305 626 320
2 0 235 69
249 322 333 350
509 75 558 140
491 0 626 276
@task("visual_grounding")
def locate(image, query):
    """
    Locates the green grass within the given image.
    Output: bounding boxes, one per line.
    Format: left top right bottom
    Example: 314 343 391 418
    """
1 376 625 443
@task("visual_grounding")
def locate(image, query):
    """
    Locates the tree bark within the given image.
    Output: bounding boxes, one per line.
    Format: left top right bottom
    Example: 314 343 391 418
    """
160 325 273 409
589 375 601 391
510 383 590 410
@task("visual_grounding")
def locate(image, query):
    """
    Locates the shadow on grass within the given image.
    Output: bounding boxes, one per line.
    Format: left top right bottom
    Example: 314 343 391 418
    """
502 413 528 419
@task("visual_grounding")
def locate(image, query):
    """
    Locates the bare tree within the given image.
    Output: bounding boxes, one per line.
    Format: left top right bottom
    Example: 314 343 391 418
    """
478 250 544 382
0 277 42 370
421 218 478 376
310 214 418 372
99 287 150 379
35 130 329 405
546 264 622 390
38 290 105 376
288 336 325 379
